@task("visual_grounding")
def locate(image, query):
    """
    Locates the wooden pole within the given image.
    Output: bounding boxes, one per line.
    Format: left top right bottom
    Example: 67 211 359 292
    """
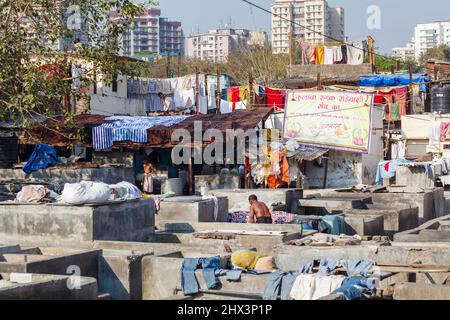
205 73 209 113
216 70 221 114
289 35 293 76
409 63 414 114
177 52 181 76
166 55 171 78
434 65 440 81
317 73 322 90
322 155 329 189
249 73 254 109
188 157 193 195
195 68 200 115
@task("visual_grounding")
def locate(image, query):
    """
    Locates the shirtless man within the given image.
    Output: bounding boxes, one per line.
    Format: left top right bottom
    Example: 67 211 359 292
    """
248 195 273 224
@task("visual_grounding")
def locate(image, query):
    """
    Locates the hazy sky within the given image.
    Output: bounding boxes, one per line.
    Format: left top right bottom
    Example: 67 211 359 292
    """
158 0 450 54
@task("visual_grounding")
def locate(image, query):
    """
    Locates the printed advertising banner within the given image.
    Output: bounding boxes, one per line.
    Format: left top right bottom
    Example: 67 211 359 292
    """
283 90 374 153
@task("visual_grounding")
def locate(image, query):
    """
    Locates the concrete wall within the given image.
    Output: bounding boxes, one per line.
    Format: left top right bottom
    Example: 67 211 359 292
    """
92 152 135 167
194 175 240 195
394 214 450 242
345 206 419 238
0 167 135 185
0 199 155 246
303 188 445 224
99 249 153 300
0 274 97 300
394 283 450 300
157 196 229 224
289 64 372 79
396 166 436 189
0 247 100 280
90 95 147 117
205 189 303 214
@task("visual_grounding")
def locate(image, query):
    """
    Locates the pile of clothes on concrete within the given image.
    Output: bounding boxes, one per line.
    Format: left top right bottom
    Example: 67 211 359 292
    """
285 233 363 247
14 181 142 205
180 250 277 296
263 258 376 301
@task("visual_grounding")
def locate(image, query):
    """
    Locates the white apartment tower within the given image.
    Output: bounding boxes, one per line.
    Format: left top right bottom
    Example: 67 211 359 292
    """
187 28 268 62
271 0 345 54
414 21 450 60
392 38 416 61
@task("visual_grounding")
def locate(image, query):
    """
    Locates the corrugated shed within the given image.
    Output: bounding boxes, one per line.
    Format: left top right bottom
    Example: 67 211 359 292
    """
21 109 273 148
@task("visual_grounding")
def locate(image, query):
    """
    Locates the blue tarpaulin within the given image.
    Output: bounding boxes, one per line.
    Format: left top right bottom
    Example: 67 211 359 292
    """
23 144 58 174
360 73 430 87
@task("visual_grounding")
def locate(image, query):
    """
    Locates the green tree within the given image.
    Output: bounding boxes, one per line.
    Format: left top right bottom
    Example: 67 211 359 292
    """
419 45 450 66
0 0 154 130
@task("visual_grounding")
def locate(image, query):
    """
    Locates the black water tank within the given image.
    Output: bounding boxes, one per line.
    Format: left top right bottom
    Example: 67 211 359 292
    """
0 130 19 168
431 84 450 114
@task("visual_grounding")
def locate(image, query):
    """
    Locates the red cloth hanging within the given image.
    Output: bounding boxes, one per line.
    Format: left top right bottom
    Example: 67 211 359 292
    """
230 87 240 110
394 86 408 116
265 87 286 110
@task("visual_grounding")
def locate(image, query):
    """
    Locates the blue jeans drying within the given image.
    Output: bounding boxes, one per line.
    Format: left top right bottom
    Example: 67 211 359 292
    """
263 270 298 301
181 256 221 295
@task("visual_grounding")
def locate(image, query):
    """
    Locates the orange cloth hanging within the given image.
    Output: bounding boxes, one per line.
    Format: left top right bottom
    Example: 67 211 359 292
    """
316 45 325 65
266 153 290 189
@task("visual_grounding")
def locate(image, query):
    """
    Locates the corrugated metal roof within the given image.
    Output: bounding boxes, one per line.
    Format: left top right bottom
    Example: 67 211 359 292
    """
21 109 273 148
287 145 329 162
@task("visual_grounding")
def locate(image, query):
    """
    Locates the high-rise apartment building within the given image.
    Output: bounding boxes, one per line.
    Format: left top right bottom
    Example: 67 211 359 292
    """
271 0 345 54
109 6 184 59
392 38 416 61
159 18 185 57
187 28 268 62
414 21 450 60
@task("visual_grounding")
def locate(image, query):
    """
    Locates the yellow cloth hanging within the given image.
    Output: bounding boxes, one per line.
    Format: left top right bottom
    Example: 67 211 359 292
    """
316 45 325 65
239 86 249 101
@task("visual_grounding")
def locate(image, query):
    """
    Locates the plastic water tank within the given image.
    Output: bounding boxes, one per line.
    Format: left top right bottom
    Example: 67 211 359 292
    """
0 131 19 168
431 84 450 114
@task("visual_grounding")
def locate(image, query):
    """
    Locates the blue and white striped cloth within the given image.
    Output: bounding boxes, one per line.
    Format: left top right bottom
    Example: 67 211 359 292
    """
93 116 191 151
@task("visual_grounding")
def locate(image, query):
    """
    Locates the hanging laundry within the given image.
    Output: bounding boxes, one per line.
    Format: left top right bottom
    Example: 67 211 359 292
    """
346 45 364 65
440 122 450 142
145 94 164 113
429 121 442 146
316 45 325 65
259 86 265 97
221 88 228 100
239 86 249 101
199 96 208 114
389 103 400 121
333 46 343 64
341 45 348 64
155 79 172 95
148 80 157 94
324 47 334 65
228 87 240 110
208 84 217 110
300 43 311 64
173 89 195 111
219 100 247 114
394 86 408 116
309 46 317 65
265 87 286 110
267 152 289 189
